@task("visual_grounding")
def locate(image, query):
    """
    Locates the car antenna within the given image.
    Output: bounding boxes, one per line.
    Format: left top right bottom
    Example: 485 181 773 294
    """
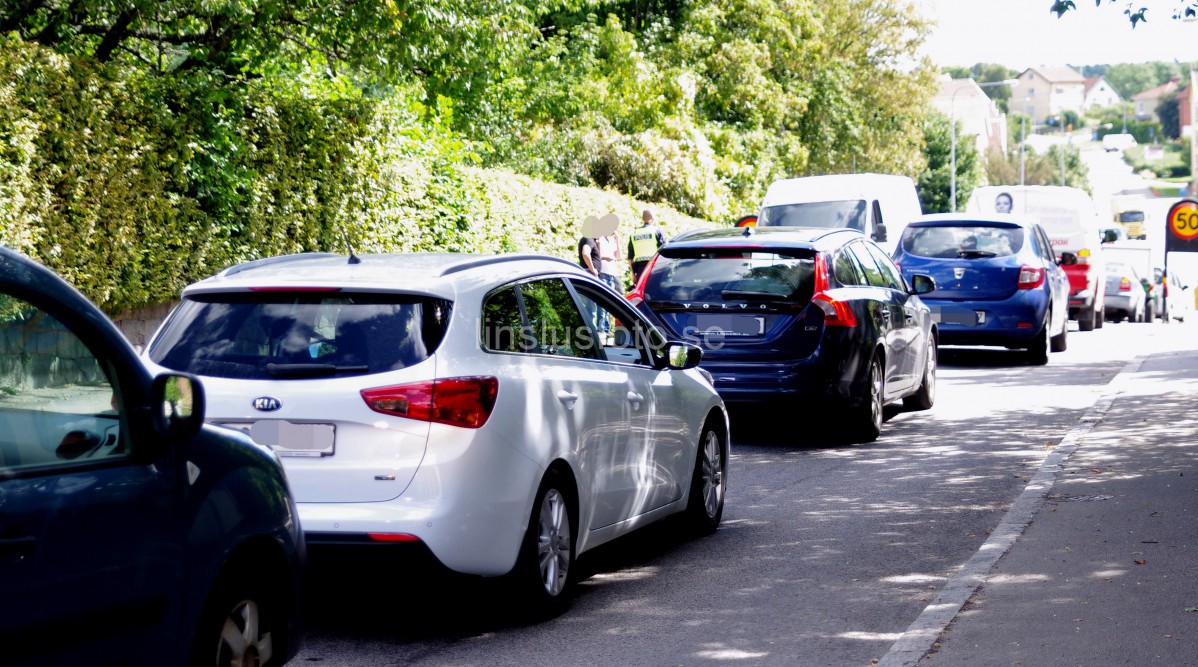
342 231 361 265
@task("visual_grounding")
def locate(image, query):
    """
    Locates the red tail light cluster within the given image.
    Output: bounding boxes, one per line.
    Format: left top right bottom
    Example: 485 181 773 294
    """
1118 277 1132 292
361 377 499 428
811 254 857 327
1017 265 1045 290
625 256 659 306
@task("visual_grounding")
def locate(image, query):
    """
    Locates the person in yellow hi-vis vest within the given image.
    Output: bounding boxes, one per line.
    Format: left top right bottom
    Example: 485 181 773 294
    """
627 209 665 284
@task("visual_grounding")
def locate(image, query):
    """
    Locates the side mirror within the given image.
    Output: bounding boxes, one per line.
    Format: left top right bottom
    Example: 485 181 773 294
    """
909 273 936 295
664 342 703 370
151 373 206 437
1058 252 1079 266
874 223 888 243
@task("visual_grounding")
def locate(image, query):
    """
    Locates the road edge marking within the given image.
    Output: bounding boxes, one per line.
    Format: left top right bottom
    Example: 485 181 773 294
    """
874 355 1144 667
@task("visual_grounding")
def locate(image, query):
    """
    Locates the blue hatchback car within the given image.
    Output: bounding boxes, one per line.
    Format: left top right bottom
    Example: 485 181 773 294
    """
0 246 304 666
628 226 938 442
891 213 1072 365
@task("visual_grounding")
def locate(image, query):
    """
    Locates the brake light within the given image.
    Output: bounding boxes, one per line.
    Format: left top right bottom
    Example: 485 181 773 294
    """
367 533 422 543
811 254 856 326
1017 265 1045 290
361 377 498 428
626 256 658 306
812 293 858 326
248 287 341 292
1119 277 1132 292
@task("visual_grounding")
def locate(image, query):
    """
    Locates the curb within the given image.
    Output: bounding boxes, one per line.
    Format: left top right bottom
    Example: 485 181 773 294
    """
874 355 1146 667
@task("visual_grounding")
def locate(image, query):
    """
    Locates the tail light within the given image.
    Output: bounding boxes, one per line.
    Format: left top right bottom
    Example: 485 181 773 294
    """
1076 248 1092 264
1118 277 1132 292
1017 265 1045 290
361 377 498 428
626 256 659 307
811 254 857 327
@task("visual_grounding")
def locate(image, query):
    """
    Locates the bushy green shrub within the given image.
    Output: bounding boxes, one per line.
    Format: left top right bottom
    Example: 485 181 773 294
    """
0 38 717 315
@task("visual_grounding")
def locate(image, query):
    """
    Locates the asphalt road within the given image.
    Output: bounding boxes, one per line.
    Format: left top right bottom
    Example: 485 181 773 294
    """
289 317 1195 667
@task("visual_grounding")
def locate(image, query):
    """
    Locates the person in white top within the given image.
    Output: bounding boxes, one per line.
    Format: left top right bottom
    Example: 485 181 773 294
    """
597 232 623 295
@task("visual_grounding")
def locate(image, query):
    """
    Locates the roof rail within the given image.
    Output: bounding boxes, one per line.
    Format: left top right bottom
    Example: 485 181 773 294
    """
438 253 580 277
220 252 343 277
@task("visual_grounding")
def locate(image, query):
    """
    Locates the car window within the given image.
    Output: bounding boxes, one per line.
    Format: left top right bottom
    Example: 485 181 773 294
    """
0 292 125 473
571 282 660 366
644 248 816 304
759 200 867 231
148 292 449 379
482 286 524 353
832 247 867 286
864 243 906 290
901 225 1024 258
847 242 888 288
515 279 597 360
1034 225 1055 263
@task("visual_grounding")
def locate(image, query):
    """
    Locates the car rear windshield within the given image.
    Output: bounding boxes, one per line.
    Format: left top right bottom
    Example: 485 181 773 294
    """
758 200 867 231
147 292 451 380
900 225 1024 259
643 248 816 304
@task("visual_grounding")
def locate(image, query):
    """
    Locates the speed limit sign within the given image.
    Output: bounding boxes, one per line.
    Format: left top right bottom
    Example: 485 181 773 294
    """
1166 199 1198 252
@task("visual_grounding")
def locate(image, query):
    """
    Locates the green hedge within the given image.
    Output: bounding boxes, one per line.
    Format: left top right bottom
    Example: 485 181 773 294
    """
0 38 715 315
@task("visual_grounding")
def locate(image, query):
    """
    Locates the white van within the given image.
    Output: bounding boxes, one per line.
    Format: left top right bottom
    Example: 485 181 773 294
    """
754 174 923 253
966 185 1107 330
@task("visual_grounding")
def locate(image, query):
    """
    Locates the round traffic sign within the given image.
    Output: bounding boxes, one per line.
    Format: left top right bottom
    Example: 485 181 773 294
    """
1167 199 1198 240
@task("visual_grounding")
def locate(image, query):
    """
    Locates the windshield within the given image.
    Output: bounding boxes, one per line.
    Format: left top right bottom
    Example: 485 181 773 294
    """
643 249 816 304
758 200 868 231
900 225 1024 259
148 292 450 380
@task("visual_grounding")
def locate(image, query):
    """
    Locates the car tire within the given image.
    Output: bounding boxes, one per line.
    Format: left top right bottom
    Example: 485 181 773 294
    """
1050 316 1068 352
191 566 287 667
1026 322 1049 365
512 471 575 618
902 341 936 411
682 422 726 536
850 355 884 442
1078 305 1096 331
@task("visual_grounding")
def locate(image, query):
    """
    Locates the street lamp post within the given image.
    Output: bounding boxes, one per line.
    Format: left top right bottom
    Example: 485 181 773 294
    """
951 78 1019 211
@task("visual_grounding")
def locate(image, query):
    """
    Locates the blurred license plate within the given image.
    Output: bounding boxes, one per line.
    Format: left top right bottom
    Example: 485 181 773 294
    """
694 314 765 335
220 420 335 457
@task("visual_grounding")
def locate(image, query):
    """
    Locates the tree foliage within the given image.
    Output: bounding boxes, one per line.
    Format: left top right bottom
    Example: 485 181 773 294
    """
1050 1 1198 24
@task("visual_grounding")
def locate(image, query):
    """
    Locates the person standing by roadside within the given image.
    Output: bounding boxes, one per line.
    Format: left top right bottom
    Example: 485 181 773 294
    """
577 216 601 279
597 225 623 295
628 209 665 284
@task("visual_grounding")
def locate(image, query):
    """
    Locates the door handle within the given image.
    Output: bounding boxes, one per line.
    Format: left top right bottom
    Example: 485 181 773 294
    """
627 391 643 410
557 390 579 409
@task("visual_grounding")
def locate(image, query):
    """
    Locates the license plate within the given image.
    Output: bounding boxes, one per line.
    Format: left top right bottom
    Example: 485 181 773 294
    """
694 314 765 336
219 420 335 457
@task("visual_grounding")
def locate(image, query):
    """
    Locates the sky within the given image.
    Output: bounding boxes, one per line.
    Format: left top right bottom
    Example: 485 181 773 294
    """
916 0 1198 71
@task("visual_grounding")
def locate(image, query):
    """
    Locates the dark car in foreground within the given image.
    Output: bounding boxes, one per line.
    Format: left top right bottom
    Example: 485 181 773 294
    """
0 246 304 666
891 213 1071 365
627 226 937 442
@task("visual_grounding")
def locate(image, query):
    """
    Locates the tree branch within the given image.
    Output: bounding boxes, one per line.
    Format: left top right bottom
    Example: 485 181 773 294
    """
93 8 138 62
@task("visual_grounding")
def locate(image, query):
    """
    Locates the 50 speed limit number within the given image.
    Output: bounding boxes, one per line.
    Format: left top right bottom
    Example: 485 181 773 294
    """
1168 199 1198 240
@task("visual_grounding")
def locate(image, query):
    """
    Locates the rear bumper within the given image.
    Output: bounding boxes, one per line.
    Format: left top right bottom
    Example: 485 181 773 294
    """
926 295 1046 346
699 350 862 406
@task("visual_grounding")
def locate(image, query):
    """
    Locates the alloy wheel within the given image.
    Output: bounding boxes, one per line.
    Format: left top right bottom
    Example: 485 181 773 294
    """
536 489 572 597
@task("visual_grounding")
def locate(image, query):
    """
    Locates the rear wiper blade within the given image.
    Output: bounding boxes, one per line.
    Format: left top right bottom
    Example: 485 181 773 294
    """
267 363 370 378
721 290 790 301
957 250 997 259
